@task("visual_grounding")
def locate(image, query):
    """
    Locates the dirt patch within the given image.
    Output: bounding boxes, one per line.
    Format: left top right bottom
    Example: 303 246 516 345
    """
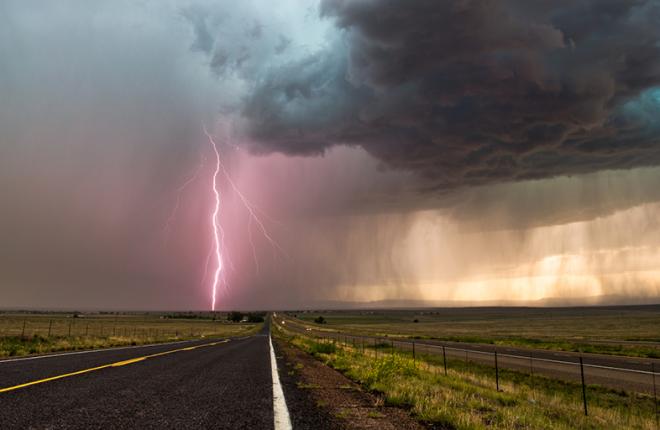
274 338 426 430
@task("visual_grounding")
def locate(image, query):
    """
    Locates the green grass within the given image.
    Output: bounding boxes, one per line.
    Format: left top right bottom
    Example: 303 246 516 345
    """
308 341 337 354
291 306 660 358
0 312 262 357
275 324 658 430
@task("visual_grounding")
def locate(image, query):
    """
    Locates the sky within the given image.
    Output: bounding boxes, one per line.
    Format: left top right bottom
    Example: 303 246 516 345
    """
1 0 660 310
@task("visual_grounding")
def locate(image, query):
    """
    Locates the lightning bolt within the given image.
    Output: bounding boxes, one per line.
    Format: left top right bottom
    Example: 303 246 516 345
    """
206 125 223 312
202 123 287 311
163 154 205 244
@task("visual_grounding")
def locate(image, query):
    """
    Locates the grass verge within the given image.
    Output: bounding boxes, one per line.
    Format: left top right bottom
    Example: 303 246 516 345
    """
0 323 261 358
274 325 658 429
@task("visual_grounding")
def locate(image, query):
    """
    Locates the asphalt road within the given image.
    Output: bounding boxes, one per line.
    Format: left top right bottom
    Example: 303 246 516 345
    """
277 316 660 394
0 327 279 429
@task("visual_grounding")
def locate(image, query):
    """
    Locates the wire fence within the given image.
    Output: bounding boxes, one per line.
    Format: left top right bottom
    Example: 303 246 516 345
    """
0 317 227 340
277 317 660 422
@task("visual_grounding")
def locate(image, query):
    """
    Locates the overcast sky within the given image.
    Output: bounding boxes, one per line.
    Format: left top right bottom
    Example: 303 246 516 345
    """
2 0 660 310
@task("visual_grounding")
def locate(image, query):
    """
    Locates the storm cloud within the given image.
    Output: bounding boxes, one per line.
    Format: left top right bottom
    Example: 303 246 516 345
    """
237 0 660 190
2 1 660 310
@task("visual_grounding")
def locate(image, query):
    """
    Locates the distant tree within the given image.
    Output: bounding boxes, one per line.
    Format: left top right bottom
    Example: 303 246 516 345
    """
314 316 326 324
228 311 244 322
247 313 265 323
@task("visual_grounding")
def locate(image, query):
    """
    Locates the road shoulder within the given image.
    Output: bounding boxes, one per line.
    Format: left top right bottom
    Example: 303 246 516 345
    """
273 337 425 430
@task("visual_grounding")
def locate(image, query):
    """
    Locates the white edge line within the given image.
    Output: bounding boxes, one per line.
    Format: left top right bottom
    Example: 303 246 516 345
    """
269 334 292 430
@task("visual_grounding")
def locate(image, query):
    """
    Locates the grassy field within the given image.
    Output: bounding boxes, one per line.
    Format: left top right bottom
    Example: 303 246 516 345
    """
274 322 658 430
0 311 262 357
292 305 660 358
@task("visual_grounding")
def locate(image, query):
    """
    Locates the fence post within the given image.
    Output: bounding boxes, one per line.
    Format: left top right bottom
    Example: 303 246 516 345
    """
443 346 448 376
412 341 416 363
529 352 535 394
68 321 72 337
375 338 378 359
391 339 394 355
424 344 428 371
579 356 588 416
21 319 26 338
48 320 52 337
494 350 500 391
653 362 658 429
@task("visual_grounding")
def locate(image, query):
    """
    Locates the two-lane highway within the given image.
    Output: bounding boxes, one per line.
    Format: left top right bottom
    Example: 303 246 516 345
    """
0 327 282 429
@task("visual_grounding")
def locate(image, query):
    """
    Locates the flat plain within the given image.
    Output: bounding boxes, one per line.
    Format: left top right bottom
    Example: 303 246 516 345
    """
294 305 660 357
0 311 261 357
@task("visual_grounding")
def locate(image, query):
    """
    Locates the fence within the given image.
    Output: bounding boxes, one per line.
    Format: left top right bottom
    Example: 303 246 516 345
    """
276 317 660 422
0 317 219 340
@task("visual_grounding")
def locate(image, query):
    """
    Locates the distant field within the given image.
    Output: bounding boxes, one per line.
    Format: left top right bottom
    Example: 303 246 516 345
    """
0 311 262 357
292 305 660 358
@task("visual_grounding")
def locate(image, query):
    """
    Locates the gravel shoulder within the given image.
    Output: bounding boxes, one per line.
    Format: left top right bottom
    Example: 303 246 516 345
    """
273 337 425 430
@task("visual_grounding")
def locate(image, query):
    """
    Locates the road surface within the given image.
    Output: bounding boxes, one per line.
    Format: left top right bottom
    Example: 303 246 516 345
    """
0 323 305 429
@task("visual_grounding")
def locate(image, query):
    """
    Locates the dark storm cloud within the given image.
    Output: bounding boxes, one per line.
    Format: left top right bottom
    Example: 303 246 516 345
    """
239 0 660 190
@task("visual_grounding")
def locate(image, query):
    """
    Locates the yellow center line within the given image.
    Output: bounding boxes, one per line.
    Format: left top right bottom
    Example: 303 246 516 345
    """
0 339 230 394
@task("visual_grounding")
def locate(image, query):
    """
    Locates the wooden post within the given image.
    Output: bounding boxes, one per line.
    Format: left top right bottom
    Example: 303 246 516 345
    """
412 341 416 363
494 350 500 391
529 352 535 394
652 362 658 429
443 346 448 376
579 357 588 416
68 321 72 337
48 320 52 337
21 319 26 338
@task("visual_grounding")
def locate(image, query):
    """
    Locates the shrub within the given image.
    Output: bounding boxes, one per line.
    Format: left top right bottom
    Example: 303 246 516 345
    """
247 313 265 323
227 311 244 322
314 316 326 324
309 341 336 355
363 354 418 385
